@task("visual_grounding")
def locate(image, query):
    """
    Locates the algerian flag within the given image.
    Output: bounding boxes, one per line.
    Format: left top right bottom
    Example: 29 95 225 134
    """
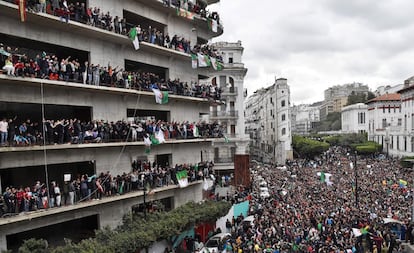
215 60 223 71
193 126 199 137
223 135 229 143
156 129 165 143
176 170 188 188
129 27 140 50
211 19 218 32
144 135 151 146
150 134 159 145
210 58 223 71
210 57 217 70
320 172 325 182
191 54 198 69
207 18 218 33
151 88 169 104
197 53 211 67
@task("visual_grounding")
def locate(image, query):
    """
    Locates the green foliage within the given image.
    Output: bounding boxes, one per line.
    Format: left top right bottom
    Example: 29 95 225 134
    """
353 142 382 154
51 239 111 253
27 200 231 253
18 238 48 253
400 156 414 168
324 133 367 147
347 91 375 105
292 135 329 159
315 112 342 132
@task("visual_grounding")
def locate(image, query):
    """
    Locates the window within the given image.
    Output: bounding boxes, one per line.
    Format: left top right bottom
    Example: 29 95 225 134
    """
228 53 233 63
388 106 391 113
383 107 385 113
398 118 402 126
358 112 365 124
411 137 414 152
397 136 400 150
405 115 407 131
412 114 414 130
382 119 387 128
282 128 286 135
282 114 286 121
404 137 407 151
281 100 286 107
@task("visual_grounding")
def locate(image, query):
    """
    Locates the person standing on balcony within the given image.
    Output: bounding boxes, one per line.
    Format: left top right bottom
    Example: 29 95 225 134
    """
0 118 8 146
38 0 46 13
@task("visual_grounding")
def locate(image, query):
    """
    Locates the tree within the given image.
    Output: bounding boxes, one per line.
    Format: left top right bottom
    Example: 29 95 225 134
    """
30 200 232 253
347 91 376 105
315 112 341 132
292 135 329 159
18 239 48 253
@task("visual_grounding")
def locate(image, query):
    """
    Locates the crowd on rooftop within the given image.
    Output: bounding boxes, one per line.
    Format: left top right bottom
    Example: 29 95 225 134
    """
0 116 226 147
0 160 214 216
213 147 413 253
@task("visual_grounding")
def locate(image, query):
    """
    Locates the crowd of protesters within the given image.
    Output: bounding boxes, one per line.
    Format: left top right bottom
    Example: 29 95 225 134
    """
213 147 413 253
164 0 221 23
0 117 226 147
0 44 222 100
0 160 214 216
2 0 218 55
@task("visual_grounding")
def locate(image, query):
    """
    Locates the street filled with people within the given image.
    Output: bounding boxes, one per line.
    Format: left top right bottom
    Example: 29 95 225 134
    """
218 147 413 252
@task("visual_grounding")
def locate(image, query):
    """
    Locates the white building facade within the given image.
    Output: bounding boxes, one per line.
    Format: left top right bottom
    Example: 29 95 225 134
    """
341 103 368 134
395 76 414 157
291 103 321 135
245 78 293 165
366 93 402 156
207 41 248 172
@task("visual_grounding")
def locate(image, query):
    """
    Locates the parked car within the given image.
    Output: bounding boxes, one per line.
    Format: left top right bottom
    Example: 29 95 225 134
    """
199 233 232 253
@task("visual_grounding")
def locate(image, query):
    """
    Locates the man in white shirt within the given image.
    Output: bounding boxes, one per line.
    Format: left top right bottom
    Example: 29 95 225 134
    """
0 118 8 146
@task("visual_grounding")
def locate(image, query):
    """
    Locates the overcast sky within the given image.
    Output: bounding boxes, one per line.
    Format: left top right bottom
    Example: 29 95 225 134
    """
210 0 414 104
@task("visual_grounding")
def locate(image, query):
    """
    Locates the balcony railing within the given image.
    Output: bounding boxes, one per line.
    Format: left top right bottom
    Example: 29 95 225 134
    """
221 87 238 96
211 110 238 118
214 157 234 163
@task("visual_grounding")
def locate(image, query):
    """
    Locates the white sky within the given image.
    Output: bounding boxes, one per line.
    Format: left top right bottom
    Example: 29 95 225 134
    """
210 0 414 104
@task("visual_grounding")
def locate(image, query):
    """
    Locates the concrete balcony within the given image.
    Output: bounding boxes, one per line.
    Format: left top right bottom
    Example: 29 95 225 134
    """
210 110 238 120
0 75 212 105
0 1 191 61
133 0 223 37
0 138 215 154
214 157 233 163
223 62 245 69
221 87 238 96
205 0 220 5
0 181 203 251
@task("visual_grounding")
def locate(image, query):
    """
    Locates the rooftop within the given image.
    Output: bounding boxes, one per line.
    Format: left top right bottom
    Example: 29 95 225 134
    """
366 93 401 103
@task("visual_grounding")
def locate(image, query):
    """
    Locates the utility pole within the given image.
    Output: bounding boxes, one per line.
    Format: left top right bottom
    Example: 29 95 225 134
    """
354 151 358 208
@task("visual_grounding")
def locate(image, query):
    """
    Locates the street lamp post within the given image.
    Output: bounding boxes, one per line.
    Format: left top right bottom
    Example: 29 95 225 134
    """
354 151 358 208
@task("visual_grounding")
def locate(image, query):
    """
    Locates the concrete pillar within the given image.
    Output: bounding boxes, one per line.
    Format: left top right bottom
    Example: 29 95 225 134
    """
236 141 248 155
0 234 6 252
